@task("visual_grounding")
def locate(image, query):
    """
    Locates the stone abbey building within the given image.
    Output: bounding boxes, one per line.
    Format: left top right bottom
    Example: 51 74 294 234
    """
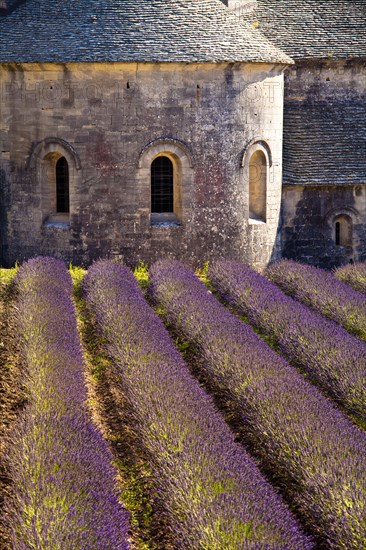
0 0 365 268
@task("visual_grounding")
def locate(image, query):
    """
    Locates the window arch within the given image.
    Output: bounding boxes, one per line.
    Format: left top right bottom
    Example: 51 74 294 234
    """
29 137 81 227
41 151 71 224
241 140 271 224
137 138 194 227
151 156 174 213
334 214 352 247
249 150 267 222
56 157 70 213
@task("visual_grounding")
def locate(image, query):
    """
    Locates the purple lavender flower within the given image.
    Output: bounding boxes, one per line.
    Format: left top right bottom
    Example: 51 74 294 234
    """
4 257 131 549
267 259 366 341
335 261 366 294
150 259 366 550
83 259 312 550
209 259 366 424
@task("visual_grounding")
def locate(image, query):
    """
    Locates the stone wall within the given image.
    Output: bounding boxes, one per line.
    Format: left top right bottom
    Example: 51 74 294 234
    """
282 185 366 268
0 61 285 268
280 59 366 268
0 0 27 15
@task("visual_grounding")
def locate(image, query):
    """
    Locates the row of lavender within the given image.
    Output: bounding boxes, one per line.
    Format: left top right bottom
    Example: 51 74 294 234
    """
267 259 366 342
83 260 311 549
150 260 366 550
209 260 366 426
336 261 366 293
3 258 130 549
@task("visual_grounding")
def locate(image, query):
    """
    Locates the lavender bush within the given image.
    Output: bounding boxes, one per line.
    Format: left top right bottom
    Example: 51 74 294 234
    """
4 257 130 550
83 260 312 550
209 260 366 425
335 261 366 294
267 259 366 341
150 259 366 550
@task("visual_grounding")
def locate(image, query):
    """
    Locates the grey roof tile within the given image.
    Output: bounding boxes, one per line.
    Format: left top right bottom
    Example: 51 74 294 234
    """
283 101 366 185
252 1 366 60
0 0 291 63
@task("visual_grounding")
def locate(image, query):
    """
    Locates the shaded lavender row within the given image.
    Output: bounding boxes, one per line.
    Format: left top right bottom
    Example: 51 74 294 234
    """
83 260 312 550
209 260 366 424
4 257 130 550
150 259 366 550
335 261 366 294
267 259 366 341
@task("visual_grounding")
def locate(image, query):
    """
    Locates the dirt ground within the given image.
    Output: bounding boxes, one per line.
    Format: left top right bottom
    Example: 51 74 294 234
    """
0 282 25 549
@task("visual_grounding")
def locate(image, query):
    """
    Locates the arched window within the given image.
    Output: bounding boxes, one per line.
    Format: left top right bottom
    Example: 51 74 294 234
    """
56 157 70 213
151 156 174 213
138 138 194 227
334 215 352 247
249 150 266 222
30 137 81 226
335 222 341 245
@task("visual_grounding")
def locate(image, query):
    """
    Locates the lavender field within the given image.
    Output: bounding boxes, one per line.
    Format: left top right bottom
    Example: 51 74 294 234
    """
0 257 365 550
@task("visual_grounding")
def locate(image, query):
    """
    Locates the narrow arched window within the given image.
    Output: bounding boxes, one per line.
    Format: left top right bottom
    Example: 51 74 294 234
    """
335 222 341 246
334 215 352 247
56 156 69 213
151 156 173 213
249 150 266 222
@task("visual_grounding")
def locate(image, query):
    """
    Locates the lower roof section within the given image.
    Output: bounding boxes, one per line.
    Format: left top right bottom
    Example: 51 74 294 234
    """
283 100 366 186
252 0 366 60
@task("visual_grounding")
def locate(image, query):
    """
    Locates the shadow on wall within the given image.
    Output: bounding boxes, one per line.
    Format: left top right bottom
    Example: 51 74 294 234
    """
0 167 9 266
277 186 366 270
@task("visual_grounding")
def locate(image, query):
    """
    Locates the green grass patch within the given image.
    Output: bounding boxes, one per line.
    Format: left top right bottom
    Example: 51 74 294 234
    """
0 266 17 285
134 262 150 290
69 265 87 299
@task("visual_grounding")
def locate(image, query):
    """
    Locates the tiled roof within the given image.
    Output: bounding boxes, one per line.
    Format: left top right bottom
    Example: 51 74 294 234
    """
0 0 291 63
283 101 366 186
252 1 366 60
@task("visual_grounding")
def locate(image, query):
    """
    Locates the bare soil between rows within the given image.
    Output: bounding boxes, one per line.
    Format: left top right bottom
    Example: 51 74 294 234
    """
0 282 26 549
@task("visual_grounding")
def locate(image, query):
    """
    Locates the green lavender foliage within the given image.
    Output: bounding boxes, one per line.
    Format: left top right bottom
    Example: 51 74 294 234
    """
150 259 366 550
267 259 366 341
335 261 366 294
83 259 312 550
4 257 130 550
210 260 366 426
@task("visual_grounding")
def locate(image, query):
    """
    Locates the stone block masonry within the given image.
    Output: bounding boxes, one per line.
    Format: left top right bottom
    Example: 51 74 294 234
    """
280 59 366 268
0 61 285 268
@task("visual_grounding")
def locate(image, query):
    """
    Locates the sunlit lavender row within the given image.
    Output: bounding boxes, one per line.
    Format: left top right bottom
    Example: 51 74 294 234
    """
82 260 312 550
4 257 130 550
150 259 366 550
267 259 366 341
208 260 366 425
335 261 366 294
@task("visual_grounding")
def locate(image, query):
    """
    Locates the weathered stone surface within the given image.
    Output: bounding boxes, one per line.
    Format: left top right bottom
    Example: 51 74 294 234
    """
0 0 27 15
281 185 366 268
279 59 366 268
0 61 285 268
1 0 364 270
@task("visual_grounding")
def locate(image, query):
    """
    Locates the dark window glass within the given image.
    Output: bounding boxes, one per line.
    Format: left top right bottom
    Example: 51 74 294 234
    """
151 156 173 213
335 221 341 246
56 157 69 213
